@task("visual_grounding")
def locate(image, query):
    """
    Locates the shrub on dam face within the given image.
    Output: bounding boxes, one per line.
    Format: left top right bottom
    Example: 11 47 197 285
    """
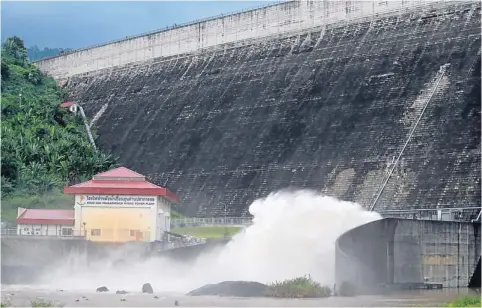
267 276 331 298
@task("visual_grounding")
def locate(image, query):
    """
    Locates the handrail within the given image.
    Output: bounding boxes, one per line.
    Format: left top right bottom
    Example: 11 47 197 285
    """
32 0 287 63
370 63 450 212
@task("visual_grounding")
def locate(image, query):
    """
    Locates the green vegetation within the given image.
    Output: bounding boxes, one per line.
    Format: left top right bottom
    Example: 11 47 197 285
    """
171 226 242 239
1 36 116 221
1 300 11 307
30 299 62 308
27 46 71 62
267 276 331 298
446 295 481 307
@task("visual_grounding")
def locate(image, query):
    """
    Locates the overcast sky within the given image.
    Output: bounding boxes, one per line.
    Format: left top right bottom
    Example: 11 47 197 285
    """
1 1 274 49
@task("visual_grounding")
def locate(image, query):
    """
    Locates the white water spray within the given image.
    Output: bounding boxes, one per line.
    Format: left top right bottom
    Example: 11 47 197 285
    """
40 190 381 293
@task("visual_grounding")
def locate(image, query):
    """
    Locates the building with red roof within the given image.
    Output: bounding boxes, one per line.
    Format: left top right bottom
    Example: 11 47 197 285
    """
64 166 180 243
16 208 76 236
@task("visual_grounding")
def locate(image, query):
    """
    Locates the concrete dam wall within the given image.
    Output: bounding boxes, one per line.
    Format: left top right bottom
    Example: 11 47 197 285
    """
335 218 481 293
37 1 480 217
35 1 449 80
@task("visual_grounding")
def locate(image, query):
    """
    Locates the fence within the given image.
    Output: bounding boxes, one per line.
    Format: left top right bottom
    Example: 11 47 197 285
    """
3 207 478 240
377 207 481 222
171 217 253 228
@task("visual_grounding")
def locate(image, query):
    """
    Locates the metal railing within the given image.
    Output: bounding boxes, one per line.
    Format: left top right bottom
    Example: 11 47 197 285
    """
171 217 253 228
378 207 481 222
370 64 450 211
1 228 86 240
32 0 285 63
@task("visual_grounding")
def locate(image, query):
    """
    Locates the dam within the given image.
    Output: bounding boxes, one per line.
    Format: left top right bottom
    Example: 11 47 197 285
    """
6 0 477 296
34 0 481 218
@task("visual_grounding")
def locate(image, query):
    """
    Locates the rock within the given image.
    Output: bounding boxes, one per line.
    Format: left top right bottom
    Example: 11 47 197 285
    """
187 281 269 297
174 300 179 306
142 283 154 294
96 286 109 292
153 296 159 299
120 298 127 302
116 290 128 295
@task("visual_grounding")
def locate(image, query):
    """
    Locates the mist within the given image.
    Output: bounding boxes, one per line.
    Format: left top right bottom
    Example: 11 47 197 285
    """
38 189 381 293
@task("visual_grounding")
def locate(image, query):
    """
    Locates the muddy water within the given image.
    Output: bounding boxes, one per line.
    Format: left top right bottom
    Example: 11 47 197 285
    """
1 286 480 307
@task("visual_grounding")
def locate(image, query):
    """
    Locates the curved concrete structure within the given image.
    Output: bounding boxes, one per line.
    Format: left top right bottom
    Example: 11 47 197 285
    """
335 218 481 294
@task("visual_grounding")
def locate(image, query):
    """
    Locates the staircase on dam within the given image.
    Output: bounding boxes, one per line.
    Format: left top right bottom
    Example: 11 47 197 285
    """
36 1 481 217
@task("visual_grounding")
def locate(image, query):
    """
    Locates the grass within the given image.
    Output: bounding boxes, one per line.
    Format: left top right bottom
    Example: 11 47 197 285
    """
171 226 242 239
1 191 73 222
267 276 331 298
30 299 63 308
446 295 481 307
1 301 10 307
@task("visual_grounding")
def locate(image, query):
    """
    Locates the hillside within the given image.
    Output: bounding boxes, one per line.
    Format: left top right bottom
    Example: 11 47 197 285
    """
27 46 71 62
1 36 116 222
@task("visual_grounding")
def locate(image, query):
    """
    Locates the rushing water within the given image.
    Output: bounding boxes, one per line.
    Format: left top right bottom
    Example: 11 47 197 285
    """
36 190 382 293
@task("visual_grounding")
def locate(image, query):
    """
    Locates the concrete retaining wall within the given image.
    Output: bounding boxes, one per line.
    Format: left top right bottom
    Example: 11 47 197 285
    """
335 218 481 294
34 0 453 80
0 237 142 284
1 236 229 284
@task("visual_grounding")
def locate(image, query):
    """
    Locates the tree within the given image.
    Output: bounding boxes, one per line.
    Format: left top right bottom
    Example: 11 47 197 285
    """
3 36 28 66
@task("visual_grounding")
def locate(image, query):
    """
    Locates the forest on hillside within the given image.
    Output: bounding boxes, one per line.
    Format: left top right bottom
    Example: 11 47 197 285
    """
1 36 116 222
27 46 71 62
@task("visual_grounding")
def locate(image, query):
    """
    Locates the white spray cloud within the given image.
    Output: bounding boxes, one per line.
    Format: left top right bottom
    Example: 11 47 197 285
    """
39 189 381 293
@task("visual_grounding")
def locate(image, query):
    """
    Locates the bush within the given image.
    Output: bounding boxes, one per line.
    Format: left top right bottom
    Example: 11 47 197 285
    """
1 301 11 307
30 299 63 308
267 275 331 298
447 295 481 307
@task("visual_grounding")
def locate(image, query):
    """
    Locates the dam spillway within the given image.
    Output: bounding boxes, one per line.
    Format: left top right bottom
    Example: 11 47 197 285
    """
36 1 481 217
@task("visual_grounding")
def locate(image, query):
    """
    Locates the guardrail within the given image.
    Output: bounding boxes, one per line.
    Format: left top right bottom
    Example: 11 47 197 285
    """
171 217 253 228
378 207 481 222
32 0 285 63
2 207 478 240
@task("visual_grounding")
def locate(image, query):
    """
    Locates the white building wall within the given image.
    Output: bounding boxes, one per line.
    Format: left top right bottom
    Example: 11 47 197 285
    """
155 197 172 241
16 223 74 236
73 194 162 242
34 0 445 80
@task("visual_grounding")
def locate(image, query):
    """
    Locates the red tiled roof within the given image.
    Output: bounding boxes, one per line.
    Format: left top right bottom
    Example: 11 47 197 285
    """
64 167 180 203
94 167 145 179
16 209 74 225
60 101 74 108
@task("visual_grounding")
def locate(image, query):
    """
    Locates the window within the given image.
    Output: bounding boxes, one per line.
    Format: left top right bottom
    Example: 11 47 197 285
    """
62 228 73 236
91 229 101 236
130 230 139 237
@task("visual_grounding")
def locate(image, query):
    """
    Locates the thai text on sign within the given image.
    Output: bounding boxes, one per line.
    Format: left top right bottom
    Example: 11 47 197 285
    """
82 195 156 207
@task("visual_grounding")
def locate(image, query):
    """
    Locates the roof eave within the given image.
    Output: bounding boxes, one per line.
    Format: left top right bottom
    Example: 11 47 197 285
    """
16 218 75 225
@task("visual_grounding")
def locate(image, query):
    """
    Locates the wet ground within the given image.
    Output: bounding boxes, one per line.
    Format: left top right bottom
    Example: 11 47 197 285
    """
1 286 480 307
